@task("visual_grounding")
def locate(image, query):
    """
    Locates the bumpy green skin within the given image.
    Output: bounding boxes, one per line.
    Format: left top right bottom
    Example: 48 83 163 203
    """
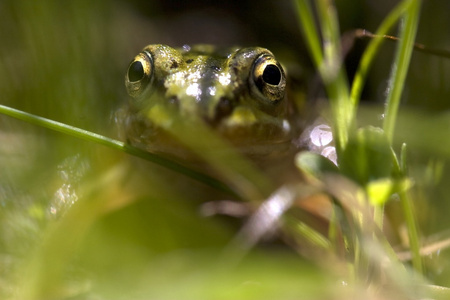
122 44 293 159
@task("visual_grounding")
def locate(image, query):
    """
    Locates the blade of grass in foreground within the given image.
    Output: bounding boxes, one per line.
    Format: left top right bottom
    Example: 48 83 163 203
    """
294 0 352 154
0 104 238 198
381 0 423 273
383 0 421 143
293 0 323 68
349 0 411 110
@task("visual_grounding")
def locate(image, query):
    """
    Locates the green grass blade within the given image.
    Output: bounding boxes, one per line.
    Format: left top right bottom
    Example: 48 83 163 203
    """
0 104 237 198
350 0 410 109
383 0 422 143
315 0 352 153
293 0 323 68
399 143 423 273
294 0 351 153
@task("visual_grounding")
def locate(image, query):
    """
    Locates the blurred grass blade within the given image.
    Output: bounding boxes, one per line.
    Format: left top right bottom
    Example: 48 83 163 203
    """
154 114 274 201
293 0 323 67
350 0 410 109
315 0 352 153
383 0 422 143
399 143 423 273
0 104 237 197
379 0 423 272
294 0 352 153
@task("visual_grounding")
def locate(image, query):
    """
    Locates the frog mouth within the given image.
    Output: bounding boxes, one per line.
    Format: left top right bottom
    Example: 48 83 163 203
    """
119 104 294 162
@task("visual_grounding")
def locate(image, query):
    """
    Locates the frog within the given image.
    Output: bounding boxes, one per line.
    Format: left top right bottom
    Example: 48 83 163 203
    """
121 44 298 163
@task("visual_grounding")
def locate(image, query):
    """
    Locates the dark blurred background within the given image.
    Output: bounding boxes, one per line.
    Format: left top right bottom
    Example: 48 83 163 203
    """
1 0 449 127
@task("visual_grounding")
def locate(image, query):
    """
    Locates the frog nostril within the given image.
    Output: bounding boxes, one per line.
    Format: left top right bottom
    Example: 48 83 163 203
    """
128 61 144 82
214 98 234 122
170 59 179 69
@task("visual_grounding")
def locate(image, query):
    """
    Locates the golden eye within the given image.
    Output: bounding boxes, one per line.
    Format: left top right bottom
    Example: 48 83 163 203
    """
251 54 286 103
125 51 153 98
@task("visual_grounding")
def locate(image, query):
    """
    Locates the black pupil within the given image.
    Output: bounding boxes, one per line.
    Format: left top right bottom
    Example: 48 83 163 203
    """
128 61 144 82
262 64 281 85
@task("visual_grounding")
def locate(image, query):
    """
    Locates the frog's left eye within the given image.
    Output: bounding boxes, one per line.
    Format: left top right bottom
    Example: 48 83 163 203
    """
251 54 286 103
125 51 153 98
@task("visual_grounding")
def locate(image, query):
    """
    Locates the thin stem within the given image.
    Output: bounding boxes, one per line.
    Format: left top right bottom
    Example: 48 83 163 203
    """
0 104 238 198
359 31 450 59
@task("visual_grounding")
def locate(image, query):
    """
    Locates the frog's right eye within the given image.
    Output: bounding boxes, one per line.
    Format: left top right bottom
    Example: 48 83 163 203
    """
125 51 153 98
